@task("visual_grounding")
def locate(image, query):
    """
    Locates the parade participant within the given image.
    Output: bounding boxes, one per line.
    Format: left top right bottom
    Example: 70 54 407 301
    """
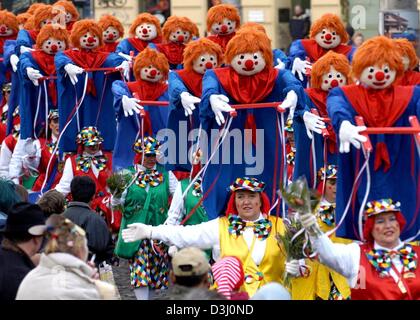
55 19 128 153
114 136 178 300
98 15 124 53
16 13 31 30
53 0 80 31
394 38 420 86
200 30 305 217
55 127 113 218
327 36 420 240
289 13 355 85
112 48 169 170
206 4 240 52
150 16 199 70
166 37 223 173
116 13 162 59
0 113 20 179
0 83 11 143
293 51 351 184
300 199 420 300
121 177 307 298
284 119 295 184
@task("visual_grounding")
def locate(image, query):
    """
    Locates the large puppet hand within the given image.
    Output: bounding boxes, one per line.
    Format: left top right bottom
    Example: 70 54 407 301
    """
64 63 84 85
180 91 201 117
303 111 326 139
118 52 133 62
20 46 34 55
122 95 143 117
26 67 43 86
338 120 367 153
10 54 19 72
122 223 153 242
285 259 311 278
210 94 234 126
116 60 130 81
281 90 298 111
292 57 312 81
274 58 286 71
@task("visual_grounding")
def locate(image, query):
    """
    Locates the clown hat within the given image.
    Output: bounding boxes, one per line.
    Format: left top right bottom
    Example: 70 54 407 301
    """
48 109 59 120
133 136 161 155
318 164 338 180
364 198 401 218
228 177 266 193
76 126 103 146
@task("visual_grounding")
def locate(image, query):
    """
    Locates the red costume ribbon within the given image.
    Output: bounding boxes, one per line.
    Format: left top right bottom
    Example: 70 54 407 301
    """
301 39 353 62
177 69 203 98
207 32 236 51
156 42 185 65
31 50 58 106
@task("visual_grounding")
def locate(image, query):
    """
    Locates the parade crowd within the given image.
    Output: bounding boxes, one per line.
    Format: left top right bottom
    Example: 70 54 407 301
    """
0 1 419 301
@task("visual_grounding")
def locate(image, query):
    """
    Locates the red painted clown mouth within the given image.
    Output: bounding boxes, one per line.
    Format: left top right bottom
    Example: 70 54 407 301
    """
373 81 386 86
242 67 254 72
323 40 333 45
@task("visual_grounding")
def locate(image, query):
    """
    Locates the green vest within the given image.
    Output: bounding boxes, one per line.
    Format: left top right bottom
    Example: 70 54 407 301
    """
115 165 170 259
180 179 208 226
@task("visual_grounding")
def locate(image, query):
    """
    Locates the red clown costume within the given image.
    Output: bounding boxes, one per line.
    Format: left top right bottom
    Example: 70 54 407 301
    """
98 15 124 53
206 4 241 52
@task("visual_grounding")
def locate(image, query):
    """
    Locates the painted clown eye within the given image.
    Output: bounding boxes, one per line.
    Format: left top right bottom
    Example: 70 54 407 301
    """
384 67 390 73
177 31 180 34
210 57 214 61
47 41 51 45
337 74 341 78
201 57 205 62
227 22 231 25
332 32 336 35
253 55 258 59
368 67 375 73
240 55 244 59
322 30 326 34
328 74 332 78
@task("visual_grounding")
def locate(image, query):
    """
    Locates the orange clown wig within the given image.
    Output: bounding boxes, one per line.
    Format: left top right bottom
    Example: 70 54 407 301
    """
225 30 273 66
27 3 48 15
70 19 103 49
0 10 19 35
351 36 404 80
32 5 56 31
162 16 199 42
133 47 169 81
309 13 349 44
17 12 31 27
183 38 224 72
128 13 162 38
35 24 69 49
311 51 351 88
207 4 241 32
98 14 124 38
394 38 419 71
53 0 80 22
237 22 266 34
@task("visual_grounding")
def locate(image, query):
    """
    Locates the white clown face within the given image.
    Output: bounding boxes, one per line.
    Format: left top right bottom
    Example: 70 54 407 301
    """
231 51 266 76
360 64 396 89
140 65 163 83
211 18 236 36
168 28 191 44
79 32 100 50
314 28 342 49
135 23 158 41
402 55 410 71
0 24 14 36
192 53 218 74
320 66 347 91
41 37 66 55
103 26 120 43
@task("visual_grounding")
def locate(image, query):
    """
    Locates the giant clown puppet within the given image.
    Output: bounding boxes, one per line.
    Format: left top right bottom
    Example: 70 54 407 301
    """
206 4 240 52
166 38 223 173
52 0 80 32
327 36 420 241
294 51 351 185
200 30 305 218
98 14 124 53
55 19 128 153
112 48 170 171
289 13 355 87
394 38 420 86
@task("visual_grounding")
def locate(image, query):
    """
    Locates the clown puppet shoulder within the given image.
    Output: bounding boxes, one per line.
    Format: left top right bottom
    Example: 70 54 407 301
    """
200 30 305 218
98 15 124 53
327 36 420 241
166 38 223 173
394 38 420 86
206 4 240 52
289 13 355 86
112 48 169 171
55 20 128 153
150 16 199 70
293 51 351 185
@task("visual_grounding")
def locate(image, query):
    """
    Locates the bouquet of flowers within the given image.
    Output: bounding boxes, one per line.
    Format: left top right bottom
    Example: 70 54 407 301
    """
276 176 321 287
106 170 132 211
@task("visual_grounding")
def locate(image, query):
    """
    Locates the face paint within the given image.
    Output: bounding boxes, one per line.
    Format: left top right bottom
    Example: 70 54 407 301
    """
360 64 396 89
314 28 342 49
140 65 164 83
135 23 158 41
103 26 119 43
211 18 236 36
41 37 66 55
231 51 266 76
320 66 347 91
0 24 14 36
192 53 218 74
169 28 191 44
79 32 100 50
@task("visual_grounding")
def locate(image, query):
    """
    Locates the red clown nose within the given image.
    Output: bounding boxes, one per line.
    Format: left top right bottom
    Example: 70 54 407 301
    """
142 28 148 34
0 26 6 33
149 69 157 77
50 44 58 52
375 71 385 81
221 25 228 33
205 62 213 69
330 79 339 87
87 36 96 43
177 35 184 42
245 60 254 70
325 33 332 40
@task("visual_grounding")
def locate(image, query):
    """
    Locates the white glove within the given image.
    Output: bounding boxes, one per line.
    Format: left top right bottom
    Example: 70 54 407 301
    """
110 194 123 207
26 67 43 86
281 90 298 110
299 212 322 238
20 45 34 54
285 259 310 278
338 120 367 153
292 57 312 81
116 60 130 81
180 91 201 117
118 52 133 62
168 245 178 258
10 54 19 72
303 111 326 139
23 138 38 157
122 95 143 117
209 94 234 126
274 58 285 70
122 223 153 242
64 63 84 85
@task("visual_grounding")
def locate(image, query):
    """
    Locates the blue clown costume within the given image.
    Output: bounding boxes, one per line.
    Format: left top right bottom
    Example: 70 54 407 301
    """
3 40 19 134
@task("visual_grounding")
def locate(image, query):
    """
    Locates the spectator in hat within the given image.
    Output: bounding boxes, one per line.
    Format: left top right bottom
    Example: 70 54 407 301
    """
0 202 46 300
63 176 114 266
